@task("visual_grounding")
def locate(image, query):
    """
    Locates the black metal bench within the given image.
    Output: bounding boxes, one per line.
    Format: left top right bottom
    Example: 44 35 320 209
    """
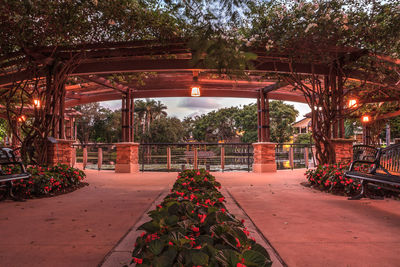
346 143 400 200
0 148 31 201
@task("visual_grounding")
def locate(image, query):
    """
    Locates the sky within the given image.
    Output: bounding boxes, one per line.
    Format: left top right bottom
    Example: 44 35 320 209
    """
100 97 311 121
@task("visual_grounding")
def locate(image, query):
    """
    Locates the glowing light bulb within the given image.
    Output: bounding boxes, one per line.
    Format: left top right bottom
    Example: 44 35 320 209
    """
348 99 357 108
191 86 201 97
33 99 41 108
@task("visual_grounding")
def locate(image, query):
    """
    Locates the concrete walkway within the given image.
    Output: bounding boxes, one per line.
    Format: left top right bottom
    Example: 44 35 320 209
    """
216 170 400 267
1 169 400 267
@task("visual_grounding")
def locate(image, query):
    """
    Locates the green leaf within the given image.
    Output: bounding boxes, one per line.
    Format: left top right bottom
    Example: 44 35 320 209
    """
149 239 164 256
243 250 268 266
191 251 209 265
168 203 180 215
138 221 160 233
166 215 178 226
216 249 240 267
152 256 172 267
251 243 271 260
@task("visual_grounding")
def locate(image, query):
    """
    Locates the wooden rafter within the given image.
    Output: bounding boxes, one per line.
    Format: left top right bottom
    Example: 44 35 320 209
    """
80 75 129 93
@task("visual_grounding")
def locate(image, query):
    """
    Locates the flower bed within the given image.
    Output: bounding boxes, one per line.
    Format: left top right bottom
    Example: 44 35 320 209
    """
132 169 272 267
305 163 361 195
1 164 86 198
305 163 399 197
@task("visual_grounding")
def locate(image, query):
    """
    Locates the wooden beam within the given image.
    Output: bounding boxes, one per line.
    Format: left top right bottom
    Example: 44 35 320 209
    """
376 110 400 120
80 75 129 93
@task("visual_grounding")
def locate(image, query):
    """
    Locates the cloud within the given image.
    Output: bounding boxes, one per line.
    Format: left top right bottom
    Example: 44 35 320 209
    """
177 98 222 109
100 100 121 110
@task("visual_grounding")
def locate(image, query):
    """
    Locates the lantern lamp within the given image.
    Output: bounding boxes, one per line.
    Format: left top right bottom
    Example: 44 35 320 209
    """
361 115 370 123
33 99 41 108
17 115 26 122
191 72 201 97
191 86 201 97
348 99 357 108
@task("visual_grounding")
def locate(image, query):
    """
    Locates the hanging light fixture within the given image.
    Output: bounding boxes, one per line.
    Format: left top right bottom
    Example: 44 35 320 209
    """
33 98 41 108
361 114 370 123
348 99 357 108
191 86 201 97
191 71 200 97
17 115 26 122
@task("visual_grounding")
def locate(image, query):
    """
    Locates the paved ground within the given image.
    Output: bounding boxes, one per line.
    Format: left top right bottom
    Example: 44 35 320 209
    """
1 169 400 267
216 170 400 267
0 171 176 267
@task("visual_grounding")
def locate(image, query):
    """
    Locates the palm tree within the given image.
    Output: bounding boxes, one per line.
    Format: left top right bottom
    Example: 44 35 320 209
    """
152 100 168 121
134 100 147 135
144 99 156 134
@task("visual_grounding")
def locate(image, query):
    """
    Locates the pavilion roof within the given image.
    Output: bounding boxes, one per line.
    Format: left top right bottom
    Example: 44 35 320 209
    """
0 40 399 108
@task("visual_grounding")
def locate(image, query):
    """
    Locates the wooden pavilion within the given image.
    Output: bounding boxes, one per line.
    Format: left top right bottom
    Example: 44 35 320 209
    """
0 40 399 172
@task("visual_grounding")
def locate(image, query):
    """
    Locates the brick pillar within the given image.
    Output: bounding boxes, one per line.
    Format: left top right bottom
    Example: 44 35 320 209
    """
115 142 139 173
252 142 277 173
47 139 74 166
331 138 353 163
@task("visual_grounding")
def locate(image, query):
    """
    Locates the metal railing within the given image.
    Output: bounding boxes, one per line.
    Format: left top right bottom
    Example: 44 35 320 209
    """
139 143 252 172
71 142 314 171
275 143 315 170
72 143 116 170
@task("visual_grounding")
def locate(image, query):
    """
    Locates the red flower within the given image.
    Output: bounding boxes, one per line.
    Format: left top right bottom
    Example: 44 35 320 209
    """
235 237 241 248
191 226 199 232
133 257 143 264
198 214 207 223
218 197 224 202
220 208 226 213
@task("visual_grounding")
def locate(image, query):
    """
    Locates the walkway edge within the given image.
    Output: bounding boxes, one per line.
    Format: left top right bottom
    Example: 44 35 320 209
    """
224 188 288 267
99 188 169 267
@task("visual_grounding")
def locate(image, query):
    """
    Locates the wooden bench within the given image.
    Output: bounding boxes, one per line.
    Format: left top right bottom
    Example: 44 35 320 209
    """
346 143 400 200
0 148 31 201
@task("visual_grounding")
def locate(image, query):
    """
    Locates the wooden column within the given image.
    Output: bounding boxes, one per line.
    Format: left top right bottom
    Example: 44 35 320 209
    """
129 90 135 142
257 90 270 142
265 93 271 142
257 95 261 142
83 146 88 170
194 148 198 170
167 146 171 170
338 75 345 138
220 146 225 171
97 147 103 170
289 146 294 169
59 83 66 139
121 94 127 142
121 90 134 142
260 90 266 142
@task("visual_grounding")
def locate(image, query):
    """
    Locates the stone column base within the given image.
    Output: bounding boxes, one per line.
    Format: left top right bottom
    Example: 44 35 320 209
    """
115 142 139 173
331 138 353 163
47 139 74 166
252 142 277 173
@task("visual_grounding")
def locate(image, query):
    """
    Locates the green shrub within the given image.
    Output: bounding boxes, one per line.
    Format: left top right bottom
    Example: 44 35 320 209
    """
132 169 272 267
1 164 86 198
